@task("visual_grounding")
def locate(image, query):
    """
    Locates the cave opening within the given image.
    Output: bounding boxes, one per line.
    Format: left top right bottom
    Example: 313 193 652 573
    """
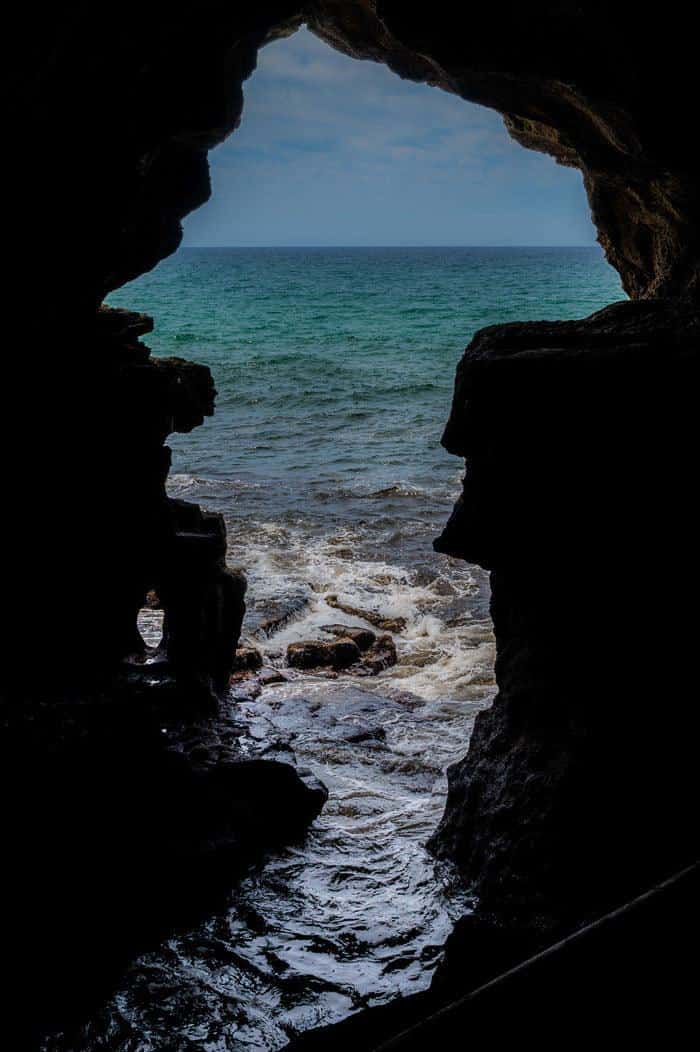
108 23 622 704
9 7 700 1051
96 24 626 1048
136 593 165 651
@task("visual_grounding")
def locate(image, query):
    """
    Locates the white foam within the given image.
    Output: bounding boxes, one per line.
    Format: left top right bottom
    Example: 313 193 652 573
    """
228 519 495 702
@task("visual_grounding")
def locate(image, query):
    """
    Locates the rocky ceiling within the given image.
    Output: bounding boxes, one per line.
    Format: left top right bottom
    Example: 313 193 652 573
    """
13 1 700 317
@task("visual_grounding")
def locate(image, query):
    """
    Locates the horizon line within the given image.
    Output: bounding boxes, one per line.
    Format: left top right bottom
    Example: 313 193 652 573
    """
180 243 600 250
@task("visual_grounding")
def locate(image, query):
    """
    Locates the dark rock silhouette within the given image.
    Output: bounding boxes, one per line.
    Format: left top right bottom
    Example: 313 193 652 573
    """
1 682 327 1045
3 2 699 1046
429 298 699 924
321 623 378 651
286 629 397 673
288 636 363 669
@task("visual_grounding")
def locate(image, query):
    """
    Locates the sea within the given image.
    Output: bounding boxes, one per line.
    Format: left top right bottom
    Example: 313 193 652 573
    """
53 247 623 1049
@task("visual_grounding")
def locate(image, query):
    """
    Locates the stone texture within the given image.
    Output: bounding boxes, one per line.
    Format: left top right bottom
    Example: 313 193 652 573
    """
3 306 244 700
321 623 378 651
287 628 397 674
288 637 362 669
1 684 327 1044
307 3 700 301
354 633 398 675
232 644 265 672
429 299 700 924
325 594 407 632
4 5 700 1045
7 3 699 692
286 865 699 1049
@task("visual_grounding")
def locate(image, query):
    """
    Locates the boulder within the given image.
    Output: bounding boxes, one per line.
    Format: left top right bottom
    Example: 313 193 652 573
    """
325 595 406 633
232 644 264 673
258 667 289 686
359 634 398 675
320 623 377 651
287 638 361 670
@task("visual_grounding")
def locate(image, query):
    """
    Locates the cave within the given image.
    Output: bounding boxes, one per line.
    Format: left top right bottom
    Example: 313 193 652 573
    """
4 4 698 1049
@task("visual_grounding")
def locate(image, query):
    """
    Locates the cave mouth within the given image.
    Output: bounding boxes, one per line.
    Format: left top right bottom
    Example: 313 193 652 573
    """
7 6 700 1050
95 26 627 1048
108 23 622 710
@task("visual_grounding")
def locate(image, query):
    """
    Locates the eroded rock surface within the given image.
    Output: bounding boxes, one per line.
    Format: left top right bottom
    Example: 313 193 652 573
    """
288 636 363 669
285 300 700 1049
2 684 327 1045
287 628 398 675
430 299 700 924
5 4 700 1047
12 3 700 321
7 4 700 700
325 594 407 633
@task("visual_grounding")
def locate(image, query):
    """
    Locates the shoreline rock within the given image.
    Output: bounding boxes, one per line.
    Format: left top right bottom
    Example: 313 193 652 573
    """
321 623 377 651
232 643 264 673
431 300 700 925
286 630 397 676
325 595 407 633
288 637 361 670
2 682 327 1046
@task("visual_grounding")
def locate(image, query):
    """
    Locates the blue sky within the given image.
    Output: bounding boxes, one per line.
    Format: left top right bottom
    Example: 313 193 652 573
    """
183 26 596 247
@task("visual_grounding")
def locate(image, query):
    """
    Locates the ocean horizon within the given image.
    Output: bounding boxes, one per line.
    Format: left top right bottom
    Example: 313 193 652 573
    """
179 241 600 248
109 244 623 692
98 245 625 1047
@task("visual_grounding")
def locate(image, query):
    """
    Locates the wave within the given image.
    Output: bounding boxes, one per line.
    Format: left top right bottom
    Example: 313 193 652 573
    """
167 472 263 495
311 477 460 504
229 517 493 703
367 483 428 499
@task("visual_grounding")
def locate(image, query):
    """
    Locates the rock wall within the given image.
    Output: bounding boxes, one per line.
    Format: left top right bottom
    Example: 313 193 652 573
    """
7 3 700 694
3 1 700 1040
2 678 327 1044
11 4 700 312
308 2 700 301
431 299 700 923
3 305 244 701
285 300 700 1048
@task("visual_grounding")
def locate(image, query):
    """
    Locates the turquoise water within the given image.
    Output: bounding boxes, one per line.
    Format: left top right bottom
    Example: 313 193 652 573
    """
85 247 624 1050
110 246 621 500
110 246 622 674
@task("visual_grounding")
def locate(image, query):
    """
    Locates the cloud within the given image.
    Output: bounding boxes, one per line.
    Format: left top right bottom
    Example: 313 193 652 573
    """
183 26 596 247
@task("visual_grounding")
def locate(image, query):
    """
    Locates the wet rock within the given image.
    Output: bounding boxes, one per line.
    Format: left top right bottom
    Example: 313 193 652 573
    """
11 7 700 1046
340 723 387 745
144 589 161 609
159 499 247 697
232 644 264 673
286 641 325 669
1 685 327 1045
253 594 311 638
285 630 397 676
357 634 398 675
320 624 377 651
258 667 289 686
282 620 400 678
287 638 361 670
250 685 405 757
428 913 545 999
325 595 406 633
229 678 262 702
431 300 700 925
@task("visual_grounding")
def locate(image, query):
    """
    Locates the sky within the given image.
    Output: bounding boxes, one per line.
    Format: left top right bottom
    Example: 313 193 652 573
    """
183 26 596 248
